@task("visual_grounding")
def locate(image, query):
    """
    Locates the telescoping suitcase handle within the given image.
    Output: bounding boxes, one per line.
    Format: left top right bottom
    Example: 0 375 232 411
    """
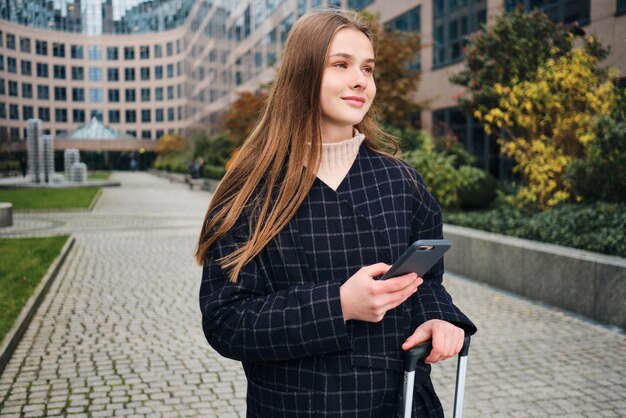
400 335 471 418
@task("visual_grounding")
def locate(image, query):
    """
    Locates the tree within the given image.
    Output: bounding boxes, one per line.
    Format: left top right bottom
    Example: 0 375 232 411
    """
360 12 422 129
450 7 607 116
155 133 189 156
220 90 268 148
475 47 617 208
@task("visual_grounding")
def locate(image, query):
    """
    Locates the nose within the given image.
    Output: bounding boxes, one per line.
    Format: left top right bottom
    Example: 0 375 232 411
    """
350 68 368 90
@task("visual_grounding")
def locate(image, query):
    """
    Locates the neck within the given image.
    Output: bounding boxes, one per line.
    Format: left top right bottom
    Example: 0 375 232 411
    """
321 124 354 144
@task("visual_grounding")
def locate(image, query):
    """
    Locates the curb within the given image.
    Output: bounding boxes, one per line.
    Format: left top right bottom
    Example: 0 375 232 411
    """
0 235 76 378
88 188 104 211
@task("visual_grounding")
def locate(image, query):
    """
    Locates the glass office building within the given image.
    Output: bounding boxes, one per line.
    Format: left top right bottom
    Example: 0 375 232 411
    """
1 0 624 175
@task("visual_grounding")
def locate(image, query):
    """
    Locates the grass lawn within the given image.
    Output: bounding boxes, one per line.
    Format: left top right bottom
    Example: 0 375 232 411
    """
88 171 112 180
0 187 100 210
0 235 69 342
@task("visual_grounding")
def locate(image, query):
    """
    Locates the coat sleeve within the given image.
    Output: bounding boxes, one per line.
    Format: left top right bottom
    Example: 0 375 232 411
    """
199 228 351 363
408 171 477 336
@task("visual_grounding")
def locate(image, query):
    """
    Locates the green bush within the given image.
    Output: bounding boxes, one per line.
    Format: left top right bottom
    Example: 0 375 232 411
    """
445 202 626 257
404 148 463 209
0 160 19 171
457 165 497 209
154 150 193 173
566 117 626 203
203 164 226 180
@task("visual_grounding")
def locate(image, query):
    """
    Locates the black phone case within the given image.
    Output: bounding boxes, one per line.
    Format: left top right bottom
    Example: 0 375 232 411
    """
380 239 451 280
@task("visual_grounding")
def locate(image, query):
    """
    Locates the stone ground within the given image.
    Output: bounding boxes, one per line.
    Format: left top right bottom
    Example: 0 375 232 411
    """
0 171 624 417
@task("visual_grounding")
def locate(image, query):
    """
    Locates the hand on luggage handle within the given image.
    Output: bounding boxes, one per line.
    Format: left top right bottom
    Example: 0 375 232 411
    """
402 335 471 372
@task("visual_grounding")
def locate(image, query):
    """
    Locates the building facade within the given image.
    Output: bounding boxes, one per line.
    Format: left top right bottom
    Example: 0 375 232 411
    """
1 0 625 173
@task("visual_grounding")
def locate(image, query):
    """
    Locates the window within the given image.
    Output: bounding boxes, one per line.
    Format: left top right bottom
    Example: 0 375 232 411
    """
505 1 590 25
167 64 174 78
71 45 83 59
107 68 119 81
166 42 173 56
126 109 136 123
53 65 66 79
155 87 163 101
36 63 48 78
53 42 65 57
8 80 18 96
20 37 31 53
90 88 103 103
154 44 163 58
108 89 120 102
433 107 512 179
0 55 3 72
38 107 50 122
177 39 182 54
107 47 118 60
0 78 4 95
10 104 19 120
23 105 34 120
22 83 33 98
127 130 137 138
72 88 85 102
6 33 16 50
37 85 49 100
141 88 151 102
89 46 102 60
619 0 626 14
89 67 102 81
142 130 151 139
90 109 103 122
125 89 136 102
140 46 150 59
177 84 182 98
7 57 16 73
109 110 120 123
124 46 135 60
386 6 421 70
168 107 175 121
54 87 67 101
167 86 174 100
21 60 32 76
433 0 487 68
55 108 68 122
156 108 164 122
141 109 151 122
0 103 5 119
348 0 374 10
140 66 150 80
125 68 136 81
73 109 85 123
36 40 48 56
177 62 183 76
154 66 163 80
71 66 84 80
156 129 164 139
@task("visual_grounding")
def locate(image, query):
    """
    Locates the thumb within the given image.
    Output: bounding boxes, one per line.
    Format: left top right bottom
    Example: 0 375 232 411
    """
402 323 433 351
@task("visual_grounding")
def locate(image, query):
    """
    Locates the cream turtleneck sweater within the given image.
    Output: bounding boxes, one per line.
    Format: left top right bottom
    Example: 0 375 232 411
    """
316 130 365 191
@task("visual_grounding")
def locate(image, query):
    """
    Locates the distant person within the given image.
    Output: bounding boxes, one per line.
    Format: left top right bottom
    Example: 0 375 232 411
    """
188 160 198 179
196 10 476 417
19 156 27 177
197 158 205 179
130 157 138 172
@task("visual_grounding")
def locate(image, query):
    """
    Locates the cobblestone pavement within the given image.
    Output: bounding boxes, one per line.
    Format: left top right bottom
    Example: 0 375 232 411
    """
1 172 625 417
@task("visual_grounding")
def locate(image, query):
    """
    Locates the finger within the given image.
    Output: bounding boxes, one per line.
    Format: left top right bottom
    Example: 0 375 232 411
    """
381 278 421 311
361 263 391 277
378 274 421 293
402 325 430 351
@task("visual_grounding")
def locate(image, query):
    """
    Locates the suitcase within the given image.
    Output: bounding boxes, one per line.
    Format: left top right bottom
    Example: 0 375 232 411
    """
400 335 472 418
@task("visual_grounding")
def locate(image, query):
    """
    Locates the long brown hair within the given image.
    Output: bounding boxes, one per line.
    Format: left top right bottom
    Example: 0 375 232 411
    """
195 9 406 282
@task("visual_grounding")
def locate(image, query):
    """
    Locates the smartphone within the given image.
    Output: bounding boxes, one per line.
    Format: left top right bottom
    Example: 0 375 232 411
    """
380 239 452 280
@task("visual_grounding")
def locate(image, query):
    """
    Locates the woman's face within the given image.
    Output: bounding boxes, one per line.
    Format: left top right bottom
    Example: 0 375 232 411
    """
319 27 376 141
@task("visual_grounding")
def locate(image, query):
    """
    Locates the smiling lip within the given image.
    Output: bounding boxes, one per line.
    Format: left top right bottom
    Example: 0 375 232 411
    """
342 96 366 107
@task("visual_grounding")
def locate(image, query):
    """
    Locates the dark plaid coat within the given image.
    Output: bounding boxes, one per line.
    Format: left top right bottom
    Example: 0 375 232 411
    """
200 144 477 417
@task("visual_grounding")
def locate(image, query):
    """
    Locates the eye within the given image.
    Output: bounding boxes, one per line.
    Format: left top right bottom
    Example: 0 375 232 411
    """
333 62 347 69
363 66 374 73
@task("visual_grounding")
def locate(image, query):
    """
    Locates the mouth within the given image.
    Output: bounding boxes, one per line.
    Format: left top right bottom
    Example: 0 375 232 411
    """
342 96 366 107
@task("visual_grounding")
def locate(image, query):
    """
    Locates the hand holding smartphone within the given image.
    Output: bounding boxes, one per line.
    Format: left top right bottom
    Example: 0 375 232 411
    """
380 239 451 280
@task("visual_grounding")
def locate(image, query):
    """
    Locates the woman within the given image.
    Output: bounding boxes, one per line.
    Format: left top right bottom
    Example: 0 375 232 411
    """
197 9 476 417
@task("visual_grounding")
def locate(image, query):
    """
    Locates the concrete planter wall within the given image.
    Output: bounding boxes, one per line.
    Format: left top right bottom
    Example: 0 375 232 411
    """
443 224 626 330
0 202 12 227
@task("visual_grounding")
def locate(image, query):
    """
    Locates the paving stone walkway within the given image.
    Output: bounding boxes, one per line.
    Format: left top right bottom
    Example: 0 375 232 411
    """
0 172 624 417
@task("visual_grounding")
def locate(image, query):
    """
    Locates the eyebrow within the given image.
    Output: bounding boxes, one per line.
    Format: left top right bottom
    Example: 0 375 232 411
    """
328 53 375 63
